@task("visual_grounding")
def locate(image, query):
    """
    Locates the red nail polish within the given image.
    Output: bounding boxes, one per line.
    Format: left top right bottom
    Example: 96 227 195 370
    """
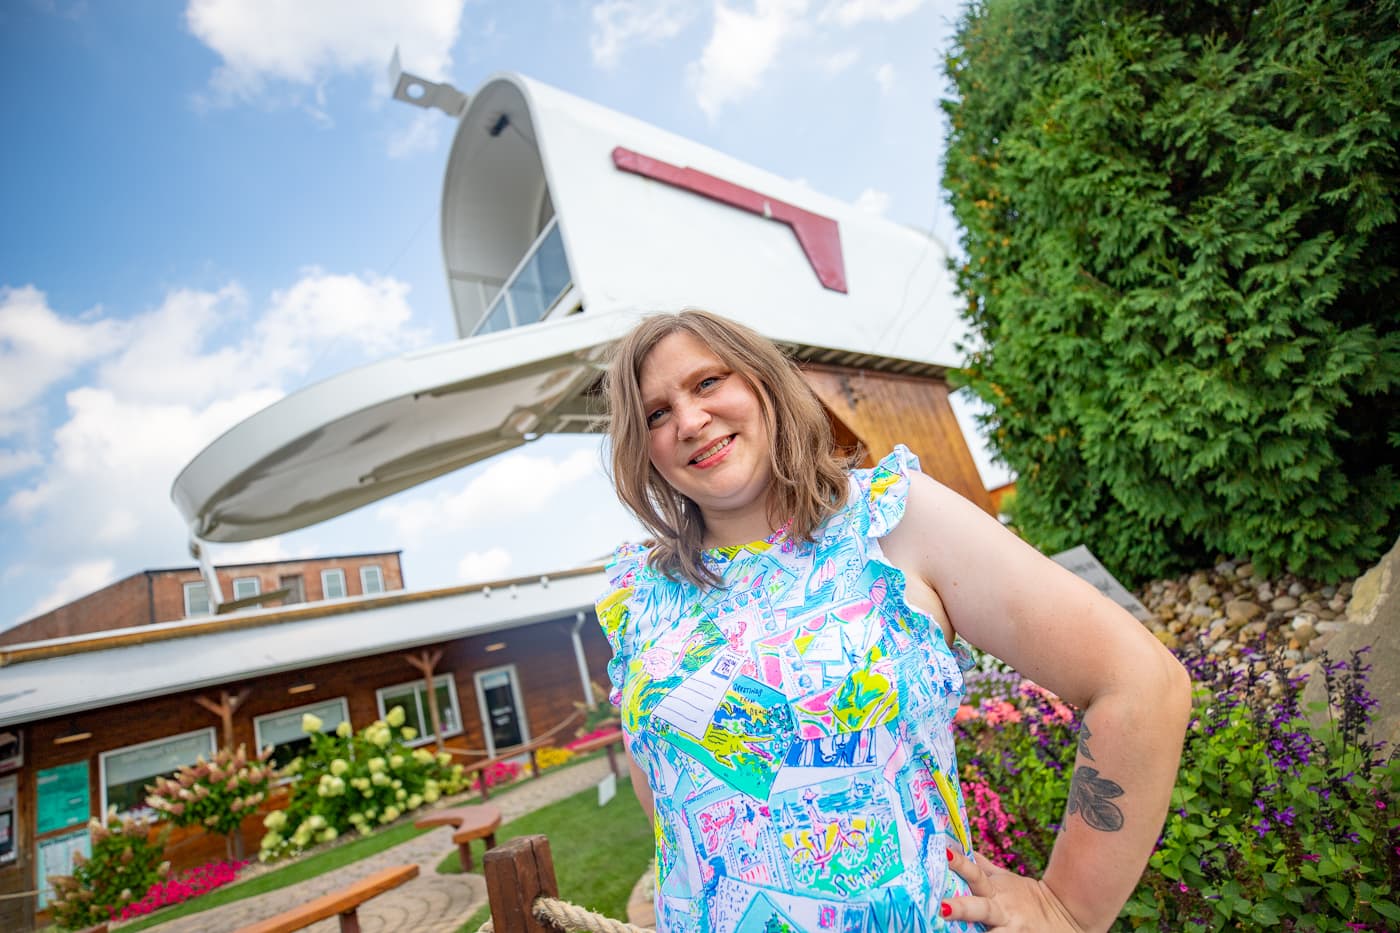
941 901 952 918
946 848 954 862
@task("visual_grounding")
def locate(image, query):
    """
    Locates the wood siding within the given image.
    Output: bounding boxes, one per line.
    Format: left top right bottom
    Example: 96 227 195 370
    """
801 363 994 514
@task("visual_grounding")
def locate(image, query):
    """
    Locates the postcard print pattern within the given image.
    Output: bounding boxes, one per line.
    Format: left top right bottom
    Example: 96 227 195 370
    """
599 447 984 932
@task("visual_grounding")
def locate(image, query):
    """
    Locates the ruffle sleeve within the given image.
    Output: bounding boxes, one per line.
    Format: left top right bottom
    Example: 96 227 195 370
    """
855 445 979 673
596 542 650 707
855 444 919 538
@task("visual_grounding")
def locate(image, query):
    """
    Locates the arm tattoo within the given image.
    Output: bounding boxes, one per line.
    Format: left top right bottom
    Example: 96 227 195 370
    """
1077 722 1094 760
1067 731 1125 832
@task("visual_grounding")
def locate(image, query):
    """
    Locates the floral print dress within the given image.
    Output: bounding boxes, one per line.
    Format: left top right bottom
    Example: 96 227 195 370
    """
598 447 984 933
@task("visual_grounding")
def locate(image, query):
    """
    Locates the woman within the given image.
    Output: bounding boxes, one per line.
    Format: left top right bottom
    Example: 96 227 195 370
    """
597 310 1190 932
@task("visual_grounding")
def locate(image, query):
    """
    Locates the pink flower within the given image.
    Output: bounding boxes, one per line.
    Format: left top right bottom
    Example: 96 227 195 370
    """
954 705 980 724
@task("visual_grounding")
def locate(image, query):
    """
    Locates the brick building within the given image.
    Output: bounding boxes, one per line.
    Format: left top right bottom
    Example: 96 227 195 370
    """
0 552 404 647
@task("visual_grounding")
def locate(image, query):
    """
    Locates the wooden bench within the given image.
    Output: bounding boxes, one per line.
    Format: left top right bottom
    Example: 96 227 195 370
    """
231 863 419 933
413 803 502 871
569 729 625 777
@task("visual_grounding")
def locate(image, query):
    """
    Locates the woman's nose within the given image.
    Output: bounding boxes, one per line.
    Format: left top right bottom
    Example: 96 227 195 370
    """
674 400 710 438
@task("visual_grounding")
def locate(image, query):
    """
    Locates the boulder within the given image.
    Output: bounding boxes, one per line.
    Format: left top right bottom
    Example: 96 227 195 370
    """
1302 536 1400 750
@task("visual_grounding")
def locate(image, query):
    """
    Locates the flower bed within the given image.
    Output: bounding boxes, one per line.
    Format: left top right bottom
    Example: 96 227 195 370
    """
955 646 1400 930
113 858 252 921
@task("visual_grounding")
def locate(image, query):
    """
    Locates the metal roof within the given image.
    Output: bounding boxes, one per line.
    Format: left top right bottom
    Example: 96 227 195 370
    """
0 566 608 729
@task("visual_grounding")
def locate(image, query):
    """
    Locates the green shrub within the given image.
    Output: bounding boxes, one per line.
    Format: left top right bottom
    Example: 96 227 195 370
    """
943 0 1400 583
258 706 469 860
46 809 171 930
955 647 1400 930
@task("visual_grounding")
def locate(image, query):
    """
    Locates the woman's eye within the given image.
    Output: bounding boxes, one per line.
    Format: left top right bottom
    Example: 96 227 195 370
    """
698 376 721 391
646 408 667 427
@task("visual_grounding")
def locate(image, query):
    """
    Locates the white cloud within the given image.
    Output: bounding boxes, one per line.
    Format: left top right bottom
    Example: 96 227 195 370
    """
0 285 124 435
457 547 513 583
20 559 118 622
690 0 810 120
821 48 860 74
185 0 465 107
3 269 424 628
820 0 925 26
377 447 603 546
388 110 443 159
591 0 696 69
854 187 890 215
874 62 895 93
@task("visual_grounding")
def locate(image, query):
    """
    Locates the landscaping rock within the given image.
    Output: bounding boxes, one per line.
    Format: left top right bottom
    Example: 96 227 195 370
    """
1300 535 1400 750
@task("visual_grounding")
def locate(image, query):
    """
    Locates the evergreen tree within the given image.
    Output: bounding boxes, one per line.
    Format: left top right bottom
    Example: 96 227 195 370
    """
943 0 1400 582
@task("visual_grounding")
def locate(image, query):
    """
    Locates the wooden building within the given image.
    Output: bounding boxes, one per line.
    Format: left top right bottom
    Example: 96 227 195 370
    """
0 566 610 931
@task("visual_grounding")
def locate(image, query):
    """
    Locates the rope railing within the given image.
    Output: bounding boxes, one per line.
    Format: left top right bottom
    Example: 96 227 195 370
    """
479 834 655 933
443 709 585 757
477 897 653 933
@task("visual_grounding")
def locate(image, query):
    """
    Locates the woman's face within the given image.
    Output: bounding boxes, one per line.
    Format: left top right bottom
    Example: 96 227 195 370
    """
638 331 774 541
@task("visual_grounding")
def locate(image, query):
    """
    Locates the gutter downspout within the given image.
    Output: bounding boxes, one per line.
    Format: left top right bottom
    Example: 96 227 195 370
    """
570 611 596 709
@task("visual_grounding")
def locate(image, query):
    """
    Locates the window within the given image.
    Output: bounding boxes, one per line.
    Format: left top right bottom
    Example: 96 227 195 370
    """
100 728 216 817
376 675 461 746
474 665 530 756
232 577 260 601
321 569 346 600
183 581 210 617
360 565 384 595
279 574 305 605
254 698 349 770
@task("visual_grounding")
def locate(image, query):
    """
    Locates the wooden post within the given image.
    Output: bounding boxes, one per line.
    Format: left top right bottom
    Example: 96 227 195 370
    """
194 687 252 862
194 687 251 750
483 835 559 933
404 649 445 752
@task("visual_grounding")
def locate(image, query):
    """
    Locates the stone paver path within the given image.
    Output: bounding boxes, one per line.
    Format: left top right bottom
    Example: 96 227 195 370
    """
130 757 615 933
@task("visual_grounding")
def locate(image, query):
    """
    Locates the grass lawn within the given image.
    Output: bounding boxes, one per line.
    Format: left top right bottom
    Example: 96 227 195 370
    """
110 820 433 932
445 780 653 933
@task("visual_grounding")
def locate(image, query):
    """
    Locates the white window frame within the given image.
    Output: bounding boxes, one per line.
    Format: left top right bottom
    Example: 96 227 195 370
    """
183 581 210 617
320 568 346 600
375 675 462 747
99 727 217 818
473 664 531 757
231 577 261 601
253 697 350 776
359 565 384 595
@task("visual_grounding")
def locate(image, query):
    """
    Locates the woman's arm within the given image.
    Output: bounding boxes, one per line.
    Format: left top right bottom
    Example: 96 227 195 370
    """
882 472 1191 931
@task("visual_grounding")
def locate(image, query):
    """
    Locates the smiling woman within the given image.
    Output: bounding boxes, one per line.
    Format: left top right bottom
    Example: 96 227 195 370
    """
596 310 1192 933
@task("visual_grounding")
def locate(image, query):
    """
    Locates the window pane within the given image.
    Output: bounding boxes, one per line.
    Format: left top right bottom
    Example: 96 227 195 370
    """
360 566 384 595
232 578 260 600
382 689 422 735
507 225 570 327
105 731 213 815
477 300 512 334
322 570 346 599
256 700 347 747
184 583 210 616
434 684 460 733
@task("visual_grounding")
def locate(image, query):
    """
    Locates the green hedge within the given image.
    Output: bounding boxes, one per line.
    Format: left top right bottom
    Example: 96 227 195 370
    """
942 0 1400 583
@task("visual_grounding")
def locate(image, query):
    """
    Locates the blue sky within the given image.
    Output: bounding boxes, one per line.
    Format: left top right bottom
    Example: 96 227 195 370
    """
0 0 1001 632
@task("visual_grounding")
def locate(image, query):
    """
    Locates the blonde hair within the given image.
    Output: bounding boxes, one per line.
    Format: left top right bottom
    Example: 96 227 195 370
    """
603 309 851 588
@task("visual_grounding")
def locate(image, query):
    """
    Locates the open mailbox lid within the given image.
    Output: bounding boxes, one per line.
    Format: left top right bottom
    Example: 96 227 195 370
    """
172 311 634 542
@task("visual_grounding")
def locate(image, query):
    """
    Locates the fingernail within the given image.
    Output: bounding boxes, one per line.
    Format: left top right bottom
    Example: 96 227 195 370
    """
940 901 952 918
946 848 954 862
